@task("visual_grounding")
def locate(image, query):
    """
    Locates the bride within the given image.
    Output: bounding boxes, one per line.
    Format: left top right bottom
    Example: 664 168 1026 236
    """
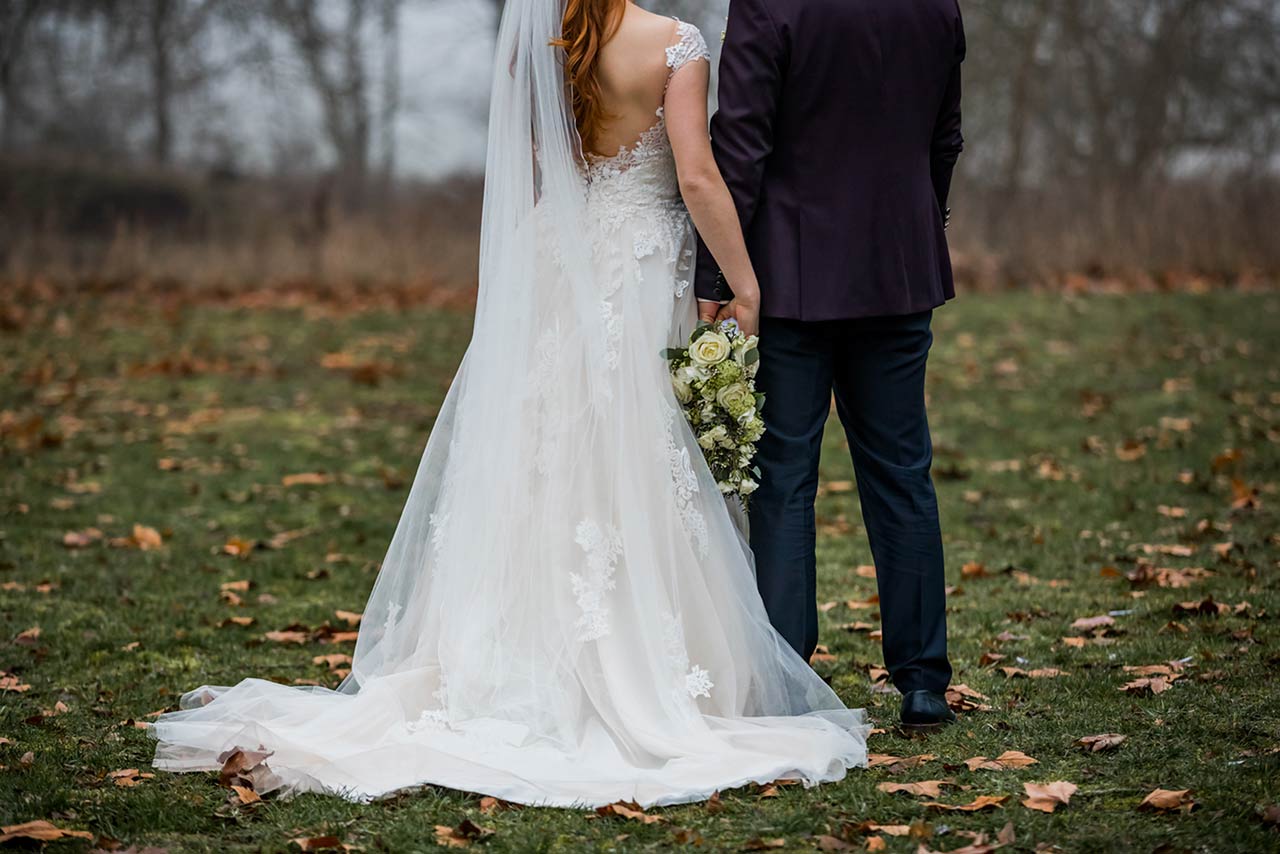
147 0 868 808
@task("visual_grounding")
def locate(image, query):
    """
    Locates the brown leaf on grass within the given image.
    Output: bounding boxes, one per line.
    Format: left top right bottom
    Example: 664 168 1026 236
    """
814 835 855 851
1075 733 1127 753
945 684 993 712
868 753 936 772
964 750 1038 771
1126 564 1213 588
1122 661 1187 677
289 835 346 852
595 801 665 824
1259 804 1280 827
433 820 493 848
217 747 274 791
1230 478 1261 510
878 779 955 798
865 838 886 853
1 671 32 692
62 527 103 548
741 838 787 850
822 480 854 494
914 835 1007 854
1138 788 1197 813
109 524 164 550
230 784 261 805
1172 596 1230 616
809 644 838 665
1138 543 1195 557
704 791 724 814
1121 674 1181 695
222 537 257 558
478 795 521 815
978 652 1006 667
263 630 311 645
109 768 155 787
961 561 989 579
15 626 41 646
855 564 877 578
334 610 362 626
923 795 1009 812
282 472 334 487
1021 781 1078 813
0 820 94 844
218 616 255 628
1070 614 1115 631
1000 667 1068 679
312 654 352 671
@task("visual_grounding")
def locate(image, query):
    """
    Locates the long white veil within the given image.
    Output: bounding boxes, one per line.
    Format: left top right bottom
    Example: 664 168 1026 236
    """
334 0 606 693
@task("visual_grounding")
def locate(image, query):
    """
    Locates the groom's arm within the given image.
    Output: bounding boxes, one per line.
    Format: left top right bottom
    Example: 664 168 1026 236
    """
930 1 966 222
694 0 787 305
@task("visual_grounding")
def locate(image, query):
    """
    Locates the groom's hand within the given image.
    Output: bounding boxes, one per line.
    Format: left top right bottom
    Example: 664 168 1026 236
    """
716 297 759 337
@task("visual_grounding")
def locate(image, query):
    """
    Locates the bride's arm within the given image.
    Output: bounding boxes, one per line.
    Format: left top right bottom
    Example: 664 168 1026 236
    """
665 59 761 335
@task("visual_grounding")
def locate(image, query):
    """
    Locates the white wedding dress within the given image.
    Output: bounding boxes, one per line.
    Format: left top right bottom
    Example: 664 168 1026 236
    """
147 4 868 809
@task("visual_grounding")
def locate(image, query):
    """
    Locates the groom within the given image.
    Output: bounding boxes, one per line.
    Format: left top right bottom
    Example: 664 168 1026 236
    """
696 0 965 731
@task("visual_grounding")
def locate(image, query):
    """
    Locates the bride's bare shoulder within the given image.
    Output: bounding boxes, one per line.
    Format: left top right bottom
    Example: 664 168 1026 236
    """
611 4 680 52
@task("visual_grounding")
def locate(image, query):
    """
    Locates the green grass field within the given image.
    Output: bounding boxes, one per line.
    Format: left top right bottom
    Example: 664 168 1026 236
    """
2 290 1277 853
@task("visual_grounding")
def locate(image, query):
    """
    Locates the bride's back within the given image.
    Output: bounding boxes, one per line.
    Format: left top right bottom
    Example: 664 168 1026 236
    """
591 5 680 157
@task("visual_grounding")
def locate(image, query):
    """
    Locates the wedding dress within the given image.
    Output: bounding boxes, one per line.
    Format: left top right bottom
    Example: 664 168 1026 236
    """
147 0 869 809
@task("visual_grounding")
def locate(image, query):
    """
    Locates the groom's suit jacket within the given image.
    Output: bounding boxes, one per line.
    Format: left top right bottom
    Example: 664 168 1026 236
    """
694 0 966 320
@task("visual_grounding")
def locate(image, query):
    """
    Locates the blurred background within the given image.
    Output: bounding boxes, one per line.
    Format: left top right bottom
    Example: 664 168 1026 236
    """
1 0 1278 301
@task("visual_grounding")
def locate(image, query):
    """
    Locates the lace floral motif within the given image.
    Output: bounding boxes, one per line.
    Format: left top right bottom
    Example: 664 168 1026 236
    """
405 672 451 733
572 519 623 642
662 402 709 558
662 613 715 701
664 20 711 81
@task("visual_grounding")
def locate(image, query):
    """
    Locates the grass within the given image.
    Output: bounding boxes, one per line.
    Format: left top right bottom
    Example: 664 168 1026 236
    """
1 289 1277 853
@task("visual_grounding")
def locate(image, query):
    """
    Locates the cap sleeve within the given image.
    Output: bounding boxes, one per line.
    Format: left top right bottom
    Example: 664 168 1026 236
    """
665 20 711 74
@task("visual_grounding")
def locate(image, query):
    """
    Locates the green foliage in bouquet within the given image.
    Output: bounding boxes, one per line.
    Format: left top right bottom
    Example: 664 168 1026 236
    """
663 320 766 506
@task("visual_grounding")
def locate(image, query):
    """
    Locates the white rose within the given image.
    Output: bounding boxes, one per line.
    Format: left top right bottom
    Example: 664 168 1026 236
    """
671 373 693 404
739 478 759 495
690 331 731 366
716 382 754 417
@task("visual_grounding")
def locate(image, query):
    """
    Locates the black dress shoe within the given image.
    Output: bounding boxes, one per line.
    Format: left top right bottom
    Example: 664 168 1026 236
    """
900 689 957 731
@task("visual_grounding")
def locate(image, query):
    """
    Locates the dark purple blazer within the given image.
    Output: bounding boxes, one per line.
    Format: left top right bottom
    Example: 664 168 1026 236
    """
694 0 966 320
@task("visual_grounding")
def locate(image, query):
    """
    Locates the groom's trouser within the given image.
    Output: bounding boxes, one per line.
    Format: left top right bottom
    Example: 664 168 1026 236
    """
750 309 952 695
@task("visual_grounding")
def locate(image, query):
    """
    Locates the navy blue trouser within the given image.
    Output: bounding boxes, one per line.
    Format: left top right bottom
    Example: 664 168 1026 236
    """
749 310 952 694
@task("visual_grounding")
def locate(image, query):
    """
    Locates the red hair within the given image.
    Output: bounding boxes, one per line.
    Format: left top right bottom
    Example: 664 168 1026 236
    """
551 0 626 154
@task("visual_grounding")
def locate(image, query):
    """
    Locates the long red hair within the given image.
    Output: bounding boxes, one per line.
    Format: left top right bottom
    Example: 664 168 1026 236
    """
551 0 626 154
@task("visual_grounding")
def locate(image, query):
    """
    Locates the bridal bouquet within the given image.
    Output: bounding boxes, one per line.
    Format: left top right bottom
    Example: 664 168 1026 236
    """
664 320 766 505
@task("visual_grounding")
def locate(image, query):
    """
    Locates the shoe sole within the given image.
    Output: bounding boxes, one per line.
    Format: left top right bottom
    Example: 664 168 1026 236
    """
899 720 955 733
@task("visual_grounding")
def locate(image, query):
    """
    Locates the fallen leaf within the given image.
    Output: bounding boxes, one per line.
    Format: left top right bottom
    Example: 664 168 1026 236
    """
1121 674 1181 695
289 835 344 852
1021 781 1078 813
878 779 955 798
741 838 787 851
923 794 1009 812
964 750 1038 771
1138 788 1196 813
433 820 493 848
0 820 95 844
961 561 989 579
595 801 665 824
109 767 155 787
1074 733 1126 753
1070 615 1115 631
62 528 103 549
282 472 334 487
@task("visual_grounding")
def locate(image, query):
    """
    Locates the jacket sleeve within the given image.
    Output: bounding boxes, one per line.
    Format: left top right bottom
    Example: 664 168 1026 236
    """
694 0 787 303
930 1 966 215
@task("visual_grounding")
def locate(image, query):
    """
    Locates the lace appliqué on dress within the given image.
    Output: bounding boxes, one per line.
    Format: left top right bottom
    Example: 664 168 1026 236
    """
662 613 715 701
665 20 711 79
572 519 623 642
661 402 710 558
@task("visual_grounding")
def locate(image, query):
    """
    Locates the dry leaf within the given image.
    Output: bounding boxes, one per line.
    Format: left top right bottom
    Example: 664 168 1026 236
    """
282 472 334 487
1138 788 1197 813
741 838 787 851
1070 614 1115 631
964 750 1038 771
1121 674 1181 695
1021 781 1078 813
878 779 954 798
0 820 94 844
433 820 493 848
1075 733 1126 753
595 801 665 824
923 794 1010 812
